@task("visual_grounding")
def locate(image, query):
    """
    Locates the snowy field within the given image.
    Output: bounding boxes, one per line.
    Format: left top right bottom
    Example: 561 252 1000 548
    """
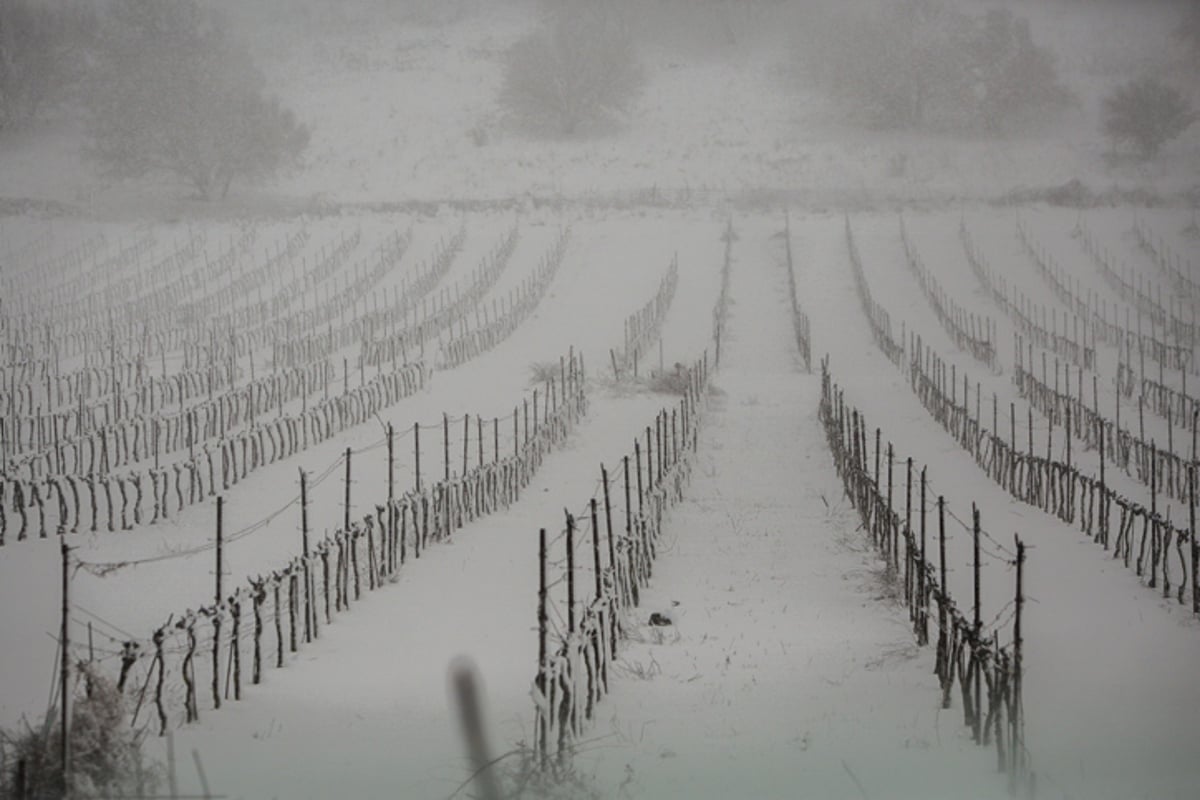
3 2 1200 799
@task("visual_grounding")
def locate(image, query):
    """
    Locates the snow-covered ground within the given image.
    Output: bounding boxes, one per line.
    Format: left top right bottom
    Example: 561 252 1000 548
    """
3 2 1200 799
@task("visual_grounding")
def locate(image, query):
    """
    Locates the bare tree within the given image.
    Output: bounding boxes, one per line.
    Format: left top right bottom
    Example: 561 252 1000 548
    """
85 0 309 200
1102 75 1195 160
795 1 1067 134
501 3 644 136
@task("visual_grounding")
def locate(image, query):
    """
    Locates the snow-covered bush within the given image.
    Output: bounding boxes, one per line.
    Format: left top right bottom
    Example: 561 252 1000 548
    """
528 360 560 386
84 0 310 200
648 365 691 396
500 4 644 136
499 741 606 799
1102 76 1195 160
0 663 161 798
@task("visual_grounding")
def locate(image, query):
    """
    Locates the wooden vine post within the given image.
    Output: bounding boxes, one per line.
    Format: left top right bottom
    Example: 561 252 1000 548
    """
300 469 311 642
343 447 352 533
972 503 982 743
537 528 548 764
937 494 949 708
462 415 469 477
387 423 395 573
414 422 421 493
1098 417 1107 548
566 512 576 636
1011 535 1026 790
888 443 897 568
918 465 927 645
214 496 223 710
1191 463 1197 615
603 463 619 654
60 539 71 793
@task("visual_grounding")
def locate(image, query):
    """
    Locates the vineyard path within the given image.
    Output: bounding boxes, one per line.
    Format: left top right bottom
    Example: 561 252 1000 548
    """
569 217 1006 800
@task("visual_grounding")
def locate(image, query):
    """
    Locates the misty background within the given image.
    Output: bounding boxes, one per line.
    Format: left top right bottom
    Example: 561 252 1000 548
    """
0 0 1196 215
2 2 1200 798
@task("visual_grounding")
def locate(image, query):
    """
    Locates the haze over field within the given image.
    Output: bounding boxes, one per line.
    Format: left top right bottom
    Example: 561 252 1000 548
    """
1 2 1199 799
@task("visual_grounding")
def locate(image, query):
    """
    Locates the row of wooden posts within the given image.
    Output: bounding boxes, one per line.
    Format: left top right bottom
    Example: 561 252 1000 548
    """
1121 365 1199 432
7 219 407 443
974 215 1200 434
853 214 1200 616
1021 217 1198 378
0 361 429 546
819 356 1030 793
5 358 346 481
961 221 1096 372
610 256 680 381
1 224 107 300
355 224 478 369
782 213 812 373
7 229 162 335
179 226 338 334
898 215 998 372
3 223 565 543
95 352 588 736
844 217 905 368
1076 217 1198 349
533 356 708 764
11 223 278 363
711 220 733 368
435 228 571 371
1132 215 1199 300
42 223 284 356
209 225 411 368
1 224 403 471
534 217 731 765
1013 347 1196 503
187 224 404 368
904 343 1199 613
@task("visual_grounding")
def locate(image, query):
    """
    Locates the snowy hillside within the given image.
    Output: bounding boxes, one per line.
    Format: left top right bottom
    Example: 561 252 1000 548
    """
2 2 1199 799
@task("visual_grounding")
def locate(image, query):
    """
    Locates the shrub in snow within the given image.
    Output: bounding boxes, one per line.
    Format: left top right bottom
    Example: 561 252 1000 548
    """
499 741 605 799
1102 75 1195 160
648 364 691 396
500 3 644 136
528 360 561 386
794 1 1068 134
0 663 161 798
84 0 310 200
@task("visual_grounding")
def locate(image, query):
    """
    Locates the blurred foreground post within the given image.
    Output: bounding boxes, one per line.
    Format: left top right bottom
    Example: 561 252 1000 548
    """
449 657 502 800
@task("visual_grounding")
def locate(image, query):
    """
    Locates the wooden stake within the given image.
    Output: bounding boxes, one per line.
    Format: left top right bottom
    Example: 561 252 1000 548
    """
590 498 602 601
216 496 224 607
1190 463 1197 615
60 539 71 793
388 423 395 572
462 414 469 477
344 447 352 532
972 503 982 743
537 528 548 763
1012 535 1026 787
566 512 576 635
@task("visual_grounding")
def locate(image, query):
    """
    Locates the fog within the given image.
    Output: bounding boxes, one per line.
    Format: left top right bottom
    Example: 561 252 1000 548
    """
1 2 1198 799
0 0 1195 210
